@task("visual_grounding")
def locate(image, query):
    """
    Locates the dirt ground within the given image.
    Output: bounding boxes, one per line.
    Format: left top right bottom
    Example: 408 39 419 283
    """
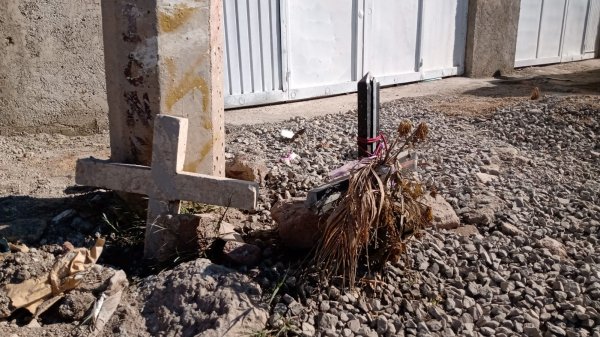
0 59 598 336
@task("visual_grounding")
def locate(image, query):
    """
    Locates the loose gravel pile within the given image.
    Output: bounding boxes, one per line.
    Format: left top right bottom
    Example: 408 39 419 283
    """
226 95 600 337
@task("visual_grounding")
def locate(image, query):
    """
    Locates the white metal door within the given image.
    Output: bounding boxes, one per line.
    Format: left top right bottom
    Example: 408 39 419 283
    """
223 0 469 109
515 0 599 67
222 0 284 107
284 0 362 101
364 0 468 86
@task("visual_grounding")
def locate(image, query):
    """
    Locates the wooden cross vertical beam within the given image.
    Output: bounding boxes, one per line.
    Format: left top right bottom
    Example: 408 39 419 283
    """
146 115 187 256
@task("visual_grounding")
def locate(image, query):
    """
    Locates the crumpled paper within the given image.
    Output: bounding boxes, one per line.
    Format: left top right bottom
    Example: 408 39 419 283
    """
2 237 105 317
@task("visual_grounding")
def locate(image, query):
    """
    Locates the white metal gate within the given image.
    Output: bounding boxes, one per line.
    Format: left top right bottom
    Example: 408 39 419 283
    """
515 0 600 67
223 0 468 108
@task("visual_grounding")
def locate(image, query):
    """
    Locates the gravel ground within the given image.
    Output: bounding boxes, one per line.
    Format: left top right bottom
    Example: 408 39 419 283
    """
1 94 599 337
225 94 600 337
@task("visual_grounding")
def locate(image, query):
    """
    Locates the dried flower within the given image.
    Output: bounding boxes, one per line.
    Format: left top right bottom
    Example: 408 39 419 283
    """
413 123 429 143
397 121 413 137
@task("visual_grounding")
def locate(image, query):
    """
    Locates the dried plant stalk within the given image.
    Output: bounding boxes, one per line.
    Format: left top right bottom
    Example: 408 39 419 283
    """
314 121 432 289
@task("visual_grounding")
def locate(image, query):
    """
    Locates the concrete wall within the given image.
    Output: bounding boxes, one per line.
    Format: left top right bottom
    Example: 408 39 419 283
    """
0 0 541 134
0 0 107 135
464 0 521 78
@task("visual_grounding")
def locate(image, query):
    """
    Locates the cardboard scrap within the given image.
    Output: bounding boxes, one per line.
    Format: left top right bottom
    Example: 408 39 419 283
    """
1 237 105 318
90 270 128 336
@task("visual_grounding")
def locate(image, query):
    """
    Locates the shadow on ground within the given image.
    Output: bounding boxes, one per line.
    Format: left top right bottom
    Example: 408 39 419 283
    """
0 190 147 276
465 68 600 98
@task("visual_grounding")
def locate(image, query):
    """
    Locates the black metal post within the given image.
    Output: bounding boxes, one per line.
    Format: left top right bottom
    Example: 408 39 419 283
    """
357 73 380 158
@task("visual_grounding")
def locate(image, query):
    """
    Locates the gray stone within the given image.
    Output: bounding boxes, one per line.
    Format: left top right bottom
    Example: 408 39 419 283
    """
524 324 542 337
421 193 461 229
288 301 303 316
302 322 316 337
429 306 446 321
222 241 261 266
357 326 377 337
452 225 482 238
480 164 501 176
426 320 443 332
463 297 476 309
546 323 566 336
480 327 495 336
318 313 339 331
476 172 498 184
500 222 525 236
348 319 361 333
537 237 568 259
376 316 388 335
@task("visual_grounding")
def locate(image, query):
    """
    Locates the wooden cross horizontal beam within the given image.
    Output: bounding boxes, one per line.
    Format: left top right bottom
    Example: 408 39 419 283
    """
76 160 257 210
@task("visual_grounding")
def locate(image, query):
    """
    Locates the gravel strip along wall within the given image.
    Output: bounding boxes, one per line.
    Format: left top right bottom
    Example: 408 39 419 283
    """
224 95 600 337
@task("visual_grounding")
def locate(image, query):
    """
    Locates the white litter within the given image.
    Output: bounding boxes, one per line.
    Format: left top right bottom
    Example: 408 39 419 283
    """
280 129 294 139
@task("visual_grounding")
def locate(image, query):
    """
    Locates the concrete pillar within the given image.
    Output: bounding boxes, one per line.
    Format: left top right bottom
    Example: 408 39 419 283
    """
464 0 521 78
101 0 225 176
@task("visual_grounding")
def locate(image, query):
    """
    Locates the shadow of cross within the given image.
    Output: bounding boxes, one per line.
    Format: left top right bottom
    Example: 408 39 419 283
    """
75 115 258 260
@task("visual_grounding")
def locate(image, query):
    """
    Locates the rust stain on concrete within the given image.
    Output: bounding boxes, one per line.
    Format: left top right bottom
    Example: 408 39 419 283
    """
158 4 198 33
164 55 214 173
165 57 177 78
183 141 212 172
165 57 211 130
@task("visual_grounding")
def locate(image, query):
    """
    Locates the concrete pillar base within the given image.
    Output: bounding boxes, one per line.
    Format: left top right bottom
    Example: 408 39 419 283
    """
464 0 521 78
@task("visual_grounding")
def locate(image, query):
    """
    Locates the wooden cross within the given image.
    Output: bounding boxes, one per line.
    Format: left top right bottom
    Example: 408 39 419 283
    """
75 114 258 260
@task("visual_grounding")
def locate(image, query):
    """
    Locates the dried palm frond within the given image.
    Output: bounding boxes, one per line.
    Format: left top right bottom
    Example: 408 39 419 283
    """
313 121 432 289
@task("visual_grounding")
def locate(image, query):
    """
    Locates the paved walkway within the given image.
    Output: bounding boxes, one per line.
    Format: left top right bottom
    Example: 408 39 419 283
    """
225 59 600 125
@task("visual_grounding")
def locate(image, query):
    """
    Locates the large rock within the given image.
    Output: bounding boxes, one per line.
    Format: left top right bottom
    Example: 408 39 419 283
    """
225 154 269 184
421 194 460 230
271 198 324 250
141 258 268 337
537 237 568 259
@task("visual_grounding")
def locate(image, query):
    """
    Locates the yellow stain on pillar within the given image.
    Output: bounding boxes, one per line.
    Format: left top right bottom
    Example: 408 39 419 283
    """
164 57 212 130
183 140 212 173
165 66 210 114
158 4 198 33
165 57 177 78
165 56 215 173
